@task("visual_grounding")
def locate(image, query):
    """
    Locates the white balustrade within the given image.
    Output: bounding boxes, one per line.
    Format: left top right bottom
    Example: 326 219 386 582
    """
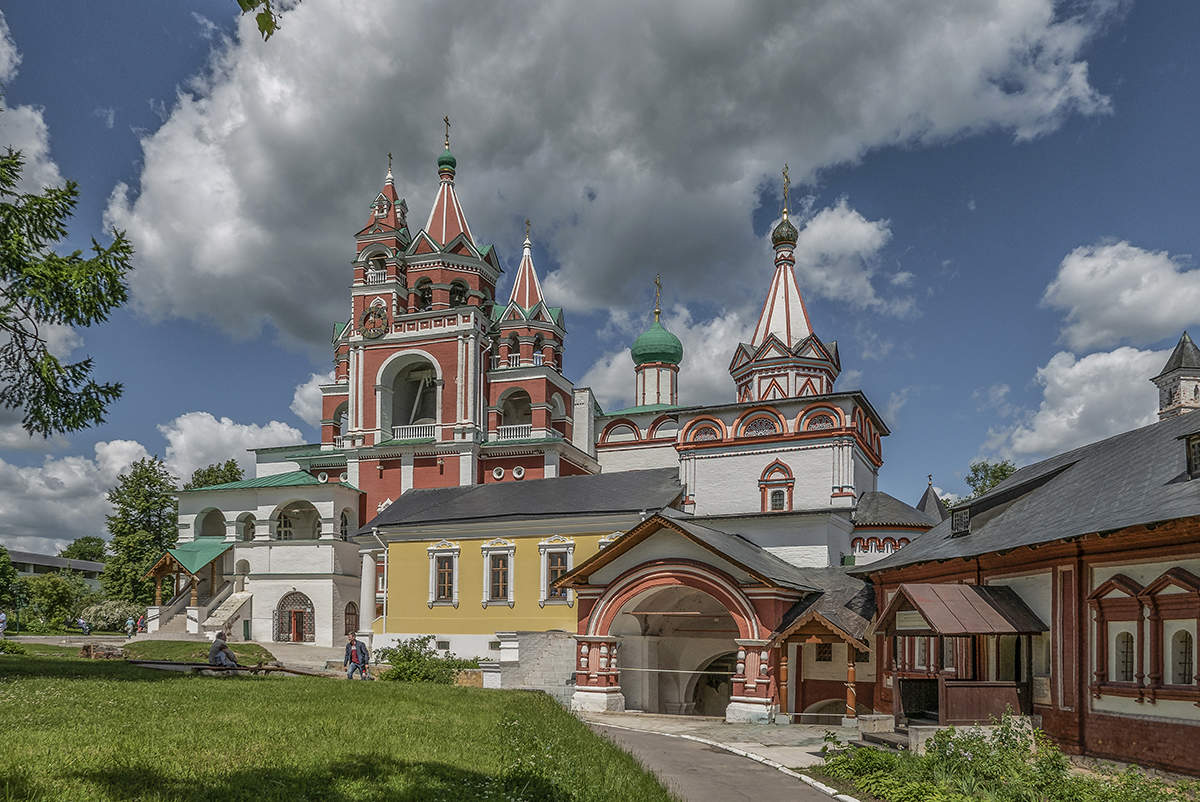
393 423 437 440
496 424 533 441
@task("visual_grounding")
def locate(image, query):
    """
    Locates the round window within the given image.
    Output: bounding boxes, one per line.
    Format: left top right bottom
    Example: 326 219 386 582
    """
513 465 526 480
317 471 328 483
492 466 505 480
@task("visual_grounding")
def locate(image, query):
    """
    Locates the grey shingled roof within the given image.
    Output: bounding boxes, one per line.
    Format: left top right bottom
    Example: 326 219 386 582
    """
853 491 940 527
776 566 876 642
657 509 819 592
5 549 105 573
916 483 950 521
1157 331 1200 378
856 413 1200 574
359 468 682 534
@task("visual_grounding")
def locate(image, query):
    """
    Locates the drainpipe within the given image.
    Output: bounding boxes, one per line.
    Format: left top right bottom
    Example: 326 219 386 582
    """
372 527 388 628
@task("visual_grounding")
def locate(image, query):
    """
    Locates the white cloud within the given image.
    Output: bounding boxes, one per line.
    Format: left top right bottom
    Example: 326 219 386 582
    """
0 12 63 194
793 199 910 315
885 386 914 423
1043 241 1200 351
973 383 1017 419
987 346 1165 461
191 12 220 41
0 439 149 555
104 1 1115 351
93 106 115 130
158 411 303 480
290 370 334 427
837 368 864 389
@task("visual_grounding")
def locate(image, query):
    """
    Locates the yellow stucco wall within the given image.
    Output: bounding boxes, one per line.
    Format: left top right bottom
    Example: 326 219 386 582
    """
382 533 605 634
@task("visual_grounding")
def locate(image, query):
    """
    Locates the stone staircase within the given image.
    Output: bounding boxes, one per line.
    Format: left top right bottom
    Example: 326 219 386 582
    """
204 591 252 636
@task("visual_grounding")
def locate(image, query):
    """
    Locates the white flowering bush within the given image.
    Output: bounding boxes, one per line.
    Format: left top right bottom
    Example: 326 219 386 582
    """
79 600 144 631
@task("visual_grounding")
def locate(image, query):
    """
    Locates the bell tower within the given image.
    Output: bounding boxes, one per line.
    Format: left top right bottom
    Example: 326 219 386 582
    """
1154 331 1200 420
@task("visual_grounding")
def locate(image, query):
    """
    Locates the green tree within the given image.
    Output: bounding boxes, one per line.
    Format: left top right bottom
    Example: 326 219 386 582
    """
0 136 132 437
183 459 244 490
963 458 1017 499
0 545 18 609
238 0 285 40
59 535 107 563
101 458 178 604
20 571 95 628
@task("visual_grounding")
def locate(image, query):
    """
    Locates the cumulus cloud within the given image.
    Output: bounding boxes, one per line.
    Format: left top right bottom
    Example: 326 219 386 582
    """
290 370 334 427
158 411 303 479
0 12 64 194
1043 241 1200 351
986 347 1165 461
0 439 149 554
105 1 1115 352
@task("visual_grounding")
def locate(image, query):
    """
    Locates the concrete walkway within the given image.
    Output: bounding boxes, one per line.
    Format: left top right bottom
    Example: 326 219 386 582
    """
591 724 832 802
577 711 855 770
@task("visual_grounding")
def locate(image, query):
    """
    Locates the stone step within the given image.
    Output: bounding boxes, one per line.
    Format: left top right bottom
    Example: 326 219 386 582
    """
860 731 908 751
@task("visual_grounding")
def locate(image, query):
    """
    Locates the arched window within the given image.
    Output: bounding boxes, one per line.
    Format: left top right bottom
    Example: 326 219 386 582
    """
743 417 779 437
339 511 350 540
449 282 468 308
277 514 294 541
691 426 719 442
807 413 835 431
416 280 433 311
769 489 785 511
344 601 359 635
898 538 910 547
242 517 256 541
275 591 315 643
1115 631 1135 682
1173 630 1194 685
368 255 386 281
851 538 864 552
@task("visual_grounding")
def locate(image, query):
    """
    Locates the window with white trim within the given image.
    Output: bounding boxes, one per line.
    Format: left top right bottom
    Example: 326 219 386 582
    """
480 538 515 608
769 489 785 511
538 535 575 607
1173 629 1195 685
426 540 460 608
1115 631 1135 682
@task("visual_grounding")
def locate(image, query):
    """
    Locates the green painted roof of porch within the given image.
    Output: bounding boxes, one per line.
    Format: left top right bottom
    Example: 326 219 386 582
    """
167 540 233 575
179 470 359 493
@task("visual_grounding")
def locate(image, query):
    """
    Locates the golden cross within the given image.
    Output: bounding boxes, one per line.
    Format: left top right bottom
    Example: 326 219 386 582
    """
781 163 790 217
443 115 451 148
654 273 662 322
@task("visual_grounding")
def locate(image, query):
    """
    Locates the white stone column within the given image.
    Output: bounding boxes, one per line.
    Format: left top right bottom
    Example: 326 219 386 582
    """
359 551 377 636
401 452 415 494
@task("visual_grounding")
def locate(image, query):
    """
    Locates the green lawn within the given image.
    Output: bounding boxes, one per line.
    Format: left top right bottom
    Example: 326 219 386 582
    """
0 652 673 802
122 639 276 664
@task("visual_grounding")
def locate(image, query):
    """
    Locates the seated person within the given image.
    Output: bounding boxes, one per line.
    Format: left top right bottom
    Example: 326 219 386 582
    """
208 633 239 668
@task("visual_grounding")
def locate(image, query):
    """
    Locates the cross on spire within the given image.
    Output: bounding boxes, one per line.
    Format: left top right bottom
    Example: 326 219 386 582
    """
443 115 451 149
525 218 531 240
387 152 392 171
781 163 790 219
654 274 662 322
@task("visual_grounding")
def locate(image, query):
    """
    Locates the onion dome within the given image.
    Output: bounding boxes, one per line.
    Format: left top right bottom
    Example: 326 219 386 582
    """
437 147 456 172
771 214 798 247
632 321 684 366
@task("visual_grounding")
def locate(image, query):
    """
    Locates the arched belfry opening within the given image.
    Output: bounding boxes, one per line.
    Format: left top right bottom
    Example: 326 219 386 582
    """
500 390 532 427
377 353 440 438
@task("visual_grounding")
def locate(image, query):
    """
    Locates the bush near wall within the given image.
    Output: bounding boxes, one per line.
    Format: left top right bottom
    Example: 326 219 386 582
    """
374 635 481 684
818 715 1200 802
79 600 144 631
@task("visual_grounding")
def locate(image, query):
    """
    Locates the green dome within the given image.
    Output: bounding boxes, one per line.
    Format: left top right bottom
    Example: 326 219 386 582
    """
437 147 457 171
631 321 684 366
771 215 798 247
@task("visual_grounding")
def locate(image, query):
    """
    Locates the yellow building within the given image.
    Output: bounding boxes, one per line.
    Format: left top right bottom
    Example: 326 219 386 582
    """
363 468 682 660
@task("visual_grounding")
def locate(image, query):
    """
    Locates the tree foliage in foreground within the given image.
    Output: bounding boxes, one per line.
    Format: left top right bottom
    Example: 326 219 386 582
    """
0 143 132 437
59 535 107 563
184 459 244 490
101 458 179 604
0 545 17 609
238 0 285 40
963 458 1017 500
18 571 96 628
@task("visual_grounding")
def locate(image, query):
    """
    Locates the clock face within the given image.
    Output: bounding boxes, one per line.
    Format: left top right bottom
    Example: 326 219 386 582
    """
361 306 388 339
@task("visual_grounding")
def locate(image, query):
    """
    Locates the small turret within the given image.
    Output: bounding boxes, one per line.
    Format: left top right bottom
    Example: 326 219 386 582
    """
1153 331 1200 420
630 275 683 408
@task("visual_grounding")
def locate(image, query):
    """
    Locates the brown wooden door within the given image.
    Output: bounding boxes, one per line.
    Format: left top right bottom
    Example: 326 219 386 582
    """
290 611 305 642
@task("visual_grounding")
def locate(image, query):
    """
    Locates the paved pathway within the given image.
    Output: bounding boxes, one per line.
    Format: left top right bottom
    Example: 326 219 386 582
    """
591 724 832 802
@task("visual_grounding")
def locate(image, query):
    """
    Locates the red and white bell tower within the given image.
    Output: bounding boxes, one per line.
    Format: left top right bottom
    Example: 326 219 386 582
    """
728 165 840 402
318 124 597 514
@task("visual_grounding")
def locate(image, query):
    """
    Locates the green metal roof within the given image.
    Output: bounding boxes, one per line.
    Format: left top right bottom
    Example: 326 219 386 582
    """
179 470 359 493
605 402 681 416
167 540 233 575
373 437 437 447
631 321 683 366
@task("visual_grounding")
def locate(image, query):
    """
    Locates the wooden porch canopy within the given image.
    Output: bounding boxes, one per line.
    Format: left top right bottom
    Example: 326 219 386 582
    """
144 540 233 606
877 583 1047 637
769 607 869 650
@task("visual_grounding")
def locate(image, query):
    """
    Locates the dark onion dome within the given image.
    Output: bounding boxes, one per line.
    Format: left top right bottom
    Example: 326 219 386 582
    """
631 320 684 366
437 147 456 171
771 214 798 247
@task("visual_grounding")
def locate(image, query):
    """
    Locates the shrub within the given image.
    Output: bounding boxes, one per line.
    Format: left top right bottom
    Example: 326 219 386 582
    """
374 635 480 684
79 600 145 631
0 639 27 655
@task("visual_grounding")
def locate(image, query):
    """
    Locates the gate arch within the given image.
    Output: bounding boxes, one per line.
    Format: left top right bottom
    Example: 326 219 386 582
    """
274 591 315 642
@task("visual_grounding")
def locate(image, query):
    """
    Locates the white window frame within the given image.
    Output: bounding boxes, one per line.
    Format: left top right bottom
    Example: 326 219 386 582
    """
427 539 460 609
538 535 575 608
480 538 515 609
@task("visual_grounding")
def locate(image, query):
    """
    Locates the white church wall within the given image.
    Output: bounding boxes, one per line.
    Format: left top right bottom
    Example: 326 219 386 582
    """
597 442 678 473
587 528 755 586
853 452 878 496
571 387 597 458
255 459 301 478
689 444 833 516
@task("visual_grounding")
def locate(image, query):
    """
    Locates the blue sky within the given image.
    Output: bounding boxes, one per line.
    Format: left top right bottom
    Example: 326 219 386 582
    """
2 1 1198 551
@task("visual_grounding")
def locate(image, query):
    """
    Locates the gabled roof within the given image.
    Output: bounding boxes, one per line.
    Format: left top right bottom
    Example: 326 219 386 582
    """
1157 331 1200 378
855 413 1200 575
145 539 233 578
359 468 682 534
751 261 812 348
770 567 876 647
556 508 819 592
179 470 360 493
876 583 1047 635
853 491 940 528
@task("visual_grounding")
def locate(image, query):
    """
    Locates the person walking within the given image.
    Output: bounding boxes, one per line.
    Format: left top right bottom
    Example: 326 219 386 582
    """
136 614 146 633
0 610 7 638
344 633 369 680
124 616 135 638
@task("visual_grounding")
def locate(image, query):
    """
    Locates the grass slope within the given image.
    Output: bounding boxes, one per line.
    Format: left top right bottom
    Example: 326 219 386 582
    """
0 653 673 802
122 639 276 664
